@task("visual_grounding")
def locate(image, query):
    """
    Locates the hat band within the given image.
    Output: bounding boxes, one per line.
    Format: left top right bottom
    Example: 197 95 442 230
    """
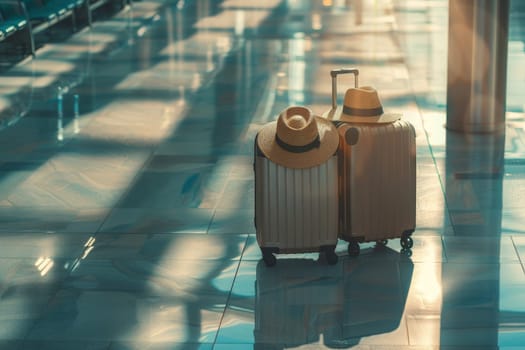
343 105 384 117
275 134 321 153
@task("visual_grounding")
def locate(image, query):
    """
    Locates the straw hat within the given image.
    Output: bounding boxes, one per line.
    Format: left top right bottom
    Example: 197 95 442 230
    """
257 106 339 169
329 86 401 123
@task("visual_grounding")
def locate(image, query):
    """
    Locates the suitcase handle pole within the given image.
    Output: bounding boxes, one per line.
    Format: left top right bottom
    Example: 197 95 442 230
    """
330 68 359 109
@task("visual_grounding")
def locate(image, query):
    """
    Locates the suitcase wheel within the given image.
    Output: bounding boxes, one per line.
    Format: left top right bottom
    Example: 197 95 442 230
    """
347 240 360 257
321 245 338 265
262 253 276 267
400 236 414 249
261 247 277 267
325 251 338 265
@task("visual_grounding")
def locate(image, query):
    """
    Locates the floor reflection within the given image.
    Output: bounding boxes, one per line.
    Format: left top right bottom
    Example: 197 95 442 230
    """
254 247 413 349
0 0 524 349
441 131 505 347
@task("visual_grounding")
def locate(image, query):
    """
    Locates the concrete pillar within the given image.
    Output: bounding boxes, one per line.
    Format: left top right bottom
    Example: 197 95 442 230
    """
446 0 509 133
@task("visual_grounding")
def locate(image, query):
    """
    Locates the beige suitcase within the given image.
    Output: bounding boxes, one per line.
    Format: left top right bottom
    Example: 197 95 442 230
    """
254 136 339 266
326 68 416 256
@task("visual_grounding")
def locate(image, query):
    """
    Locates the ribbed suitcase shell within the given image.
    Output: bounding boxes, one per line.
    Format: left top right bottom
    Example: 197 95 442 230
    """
254 148 339 253
337 120 416 242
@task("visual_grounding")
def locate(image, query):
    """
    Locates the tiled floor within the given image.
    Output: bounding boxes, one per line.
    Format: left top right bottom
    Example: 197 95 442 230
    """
0 0 525 349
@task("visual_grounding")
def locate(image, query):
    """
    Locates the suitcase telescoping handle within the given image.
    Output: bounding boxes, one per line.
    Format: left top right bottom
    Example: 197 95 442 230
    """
330 68 359 109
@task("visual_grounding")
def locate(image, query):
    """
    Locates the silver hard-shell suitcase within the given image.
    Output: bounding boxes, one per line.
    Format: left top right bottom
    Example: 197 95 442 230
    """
254 135 339 266
326 68 416 256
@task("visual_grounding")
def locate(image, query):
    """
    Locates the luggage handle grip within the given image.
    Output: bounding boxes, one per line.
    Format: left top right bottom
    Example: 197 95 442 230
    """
330 68 359 109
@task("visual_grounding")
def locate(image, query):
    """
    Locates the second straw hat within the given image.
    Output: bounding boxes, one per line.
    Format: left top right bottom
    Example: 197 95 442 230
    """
331 86 401 124
257 106 339 169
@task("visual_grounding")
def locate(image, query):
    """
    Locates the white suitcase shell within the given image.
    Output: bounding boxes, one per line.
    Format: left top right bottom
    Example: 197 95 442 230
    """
254 139 339 266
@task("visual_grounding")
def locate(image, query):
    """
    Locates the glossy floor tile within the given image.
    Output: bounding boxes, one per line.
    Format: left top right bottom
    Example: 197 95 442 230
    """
1 0 525 349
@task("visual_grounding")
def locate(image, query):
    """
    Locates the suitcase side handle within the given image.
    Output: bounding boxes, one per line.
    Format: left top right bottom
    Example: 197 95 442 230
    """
330 68 359 109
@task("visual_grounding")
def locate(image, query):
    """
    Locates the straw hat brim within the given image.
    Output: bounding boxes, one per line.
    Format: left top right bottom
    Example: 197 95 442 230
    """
325 106 401 124
257 116 339 169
